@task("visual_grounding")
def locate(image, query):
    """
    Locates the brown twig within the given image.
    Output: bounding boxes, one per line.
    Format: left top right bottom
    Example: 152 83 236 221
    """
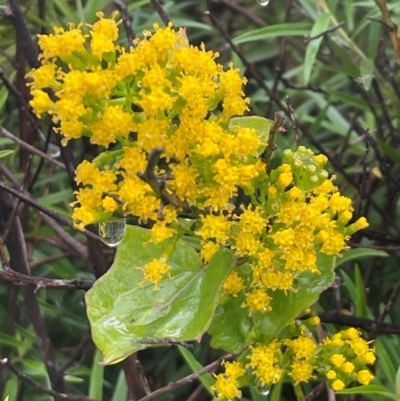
150 0 172 26
285 95 301 146
114 0 135 44
0 268 93 291
3 0 39 68
304 21 345 43
0 358 98 401
260 111 285 167
137 354 232 401
0 179 101 242
205 10 289 114
373 0 400 65
318 311 400 334
0 126 65 170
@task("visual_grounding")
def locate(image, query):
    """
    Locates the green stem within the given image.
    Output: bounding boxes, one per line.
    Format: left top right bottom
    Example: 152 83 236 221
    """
293 382 306 401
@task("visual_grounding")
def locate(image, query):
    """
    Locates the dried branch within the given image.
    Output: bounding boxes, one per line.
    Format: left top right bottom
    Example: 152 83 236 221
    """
0 126 65 170
3 0 39 68
0 268 93 291
373 0 400 65
304 21 345 43
0 358 98 401
150 0 172 26
205 10 289 114
319 311 400 334
0 179 100 242
137 354 232 401
285 95 301 146
137 147 200 217
260 111 285 167
114 0 135 44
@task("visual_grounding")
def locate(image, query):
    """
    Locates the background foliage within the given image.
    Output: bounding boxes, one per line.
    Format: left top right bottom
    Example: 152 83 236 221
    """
0 0 399 400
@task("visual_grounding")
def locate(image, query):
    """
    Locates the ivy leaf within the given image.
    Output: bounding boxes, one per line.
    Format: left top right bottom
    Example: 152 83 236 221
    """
86 225 235 365
208 253 335 353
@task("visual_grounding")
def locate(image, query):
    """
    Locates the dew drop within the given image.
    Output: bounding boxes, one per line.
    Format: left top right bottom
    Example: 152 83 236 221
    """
47 143 61 158
99 219 126 247
255 383 271 396
257 0 270 5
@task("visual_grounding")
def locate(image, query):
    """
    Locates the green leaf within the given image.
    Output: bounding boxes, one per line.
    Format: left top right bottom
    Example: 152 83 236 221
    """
178 345 215 394
337 384 399 400
335 248 388 268
303 13 331 85
233 22 313 45
377 140 400 166
89 349 104 400
396 365 400 396
86 225 235 365
208 253 335 353
228 116 273 145
111 369 128 401
359 58 374 91
0 150 14 159
354 264 367 318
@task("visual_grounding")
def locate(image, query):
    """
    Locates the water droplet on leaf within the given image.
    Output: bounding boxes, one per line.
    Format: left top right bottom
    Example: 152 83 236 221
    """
257 0 270 5
99 219 126 247
255 383 271 396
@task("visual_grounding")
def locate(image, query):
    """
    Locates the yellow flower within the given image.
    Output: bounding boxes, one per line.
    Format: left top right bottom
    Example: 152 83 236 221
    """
140 258 170 289
331 379 345 391
243 289 271 313
290 360 314 383
29 89 54 116
223 272 245 297
357 369 374 385
211 374 242 401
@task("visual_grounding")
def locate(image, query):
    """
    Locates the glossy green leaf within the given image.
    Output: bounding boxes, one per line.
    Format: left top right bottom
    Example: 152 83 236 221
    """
233 22 313 45
228 116 273 145
303 13 331 85
337 384 399 400
335 248 388 268
208 253 335 353
86 225 235 365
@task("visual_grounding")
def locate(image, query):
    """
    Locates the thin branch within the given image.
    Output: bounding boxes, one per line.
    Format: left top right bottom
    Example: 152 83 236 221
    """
260 111 285 166
113 0 135 44
366 15 395 31
137 354 232 401
0 126 65 170
373 0 400 65
0 358 98 401
0 268 93 291
150 0 172 26
0 180 100 242
205 10 289 114
3 0 39 68
304 21 345 43
285 95 301 146
137 147 200 217
318 311 400 334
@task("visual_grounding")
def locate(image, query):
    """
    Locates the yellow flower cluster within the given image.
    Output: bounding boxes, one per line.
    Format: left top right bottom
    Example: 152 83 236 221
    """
27 15 368 295
218 146 368 313
27 14 259 248
212 327 375 400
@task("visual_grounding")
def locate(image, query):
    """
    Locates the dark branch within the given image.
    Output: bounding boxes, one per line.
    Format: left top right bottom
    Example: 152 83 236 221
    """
304 22 345 43
0 268 93 291
137 354 232 401
260 111 285 167
0 358 98 401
